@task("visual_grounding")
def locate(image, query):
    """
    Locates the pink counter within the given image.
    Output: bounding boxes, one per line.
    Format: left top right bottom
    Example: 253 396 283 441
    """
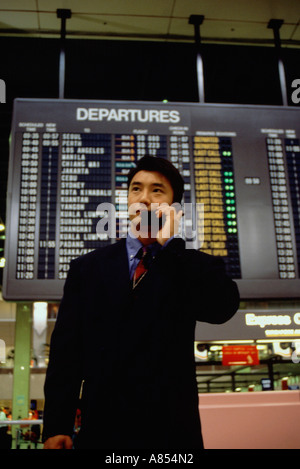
199 390 300 449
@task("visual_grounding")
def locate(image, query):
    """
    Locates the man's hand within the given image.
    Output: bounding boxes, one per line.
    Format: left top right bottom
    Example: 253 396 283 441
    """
128 202 183 245
156 203 183 246
44 435 73 449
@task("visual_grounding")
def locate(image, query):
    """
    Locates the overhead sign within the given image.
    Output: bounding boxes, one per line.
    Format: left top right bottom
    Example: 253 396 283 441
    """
196 309 300 341
3 99 300 301
222 345 259 366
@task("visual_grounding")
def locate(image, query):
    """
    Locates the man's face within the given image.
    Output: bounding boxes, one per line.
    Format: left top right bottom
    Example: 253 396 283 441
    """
128 170 174 240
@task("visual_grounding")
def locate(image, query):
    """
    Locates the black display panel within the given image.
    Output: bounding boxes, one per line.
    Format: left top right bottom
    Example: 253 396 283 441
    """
3 99 300 300
195 308 300 341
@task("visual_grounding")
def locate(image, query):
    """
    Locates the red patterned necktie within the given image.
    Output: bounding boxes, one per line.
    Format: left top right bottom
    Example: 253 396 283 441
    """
133 246 150 288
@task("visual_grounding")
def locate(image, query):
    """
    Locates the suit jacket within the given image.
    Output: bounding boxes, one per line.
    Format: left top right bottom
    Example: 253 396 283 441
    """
43 237 239 449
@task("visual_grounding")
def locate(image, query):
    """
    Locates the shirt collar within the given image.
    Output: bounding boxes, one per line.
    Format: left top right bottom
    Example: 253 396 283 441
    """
126 230 161 261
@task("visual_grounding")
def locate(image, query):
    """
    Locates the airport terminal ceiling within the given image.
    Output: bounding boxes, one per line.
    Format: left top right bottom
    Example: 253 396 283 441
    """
0 0 299 46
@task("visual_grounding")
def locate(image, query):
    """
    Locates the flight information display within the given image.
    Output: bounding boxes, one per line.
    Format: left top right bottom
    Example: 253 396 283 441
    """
3 99 300 300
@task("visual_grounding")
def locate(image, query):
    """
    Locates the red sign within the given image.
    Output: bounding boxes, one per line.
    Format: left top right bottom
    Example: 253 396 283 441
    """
222 345 259 366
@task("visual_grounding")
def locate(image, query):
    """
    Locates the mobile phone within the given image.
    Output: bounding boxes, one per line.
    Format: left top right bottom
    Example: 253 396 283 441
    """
140 210 166 231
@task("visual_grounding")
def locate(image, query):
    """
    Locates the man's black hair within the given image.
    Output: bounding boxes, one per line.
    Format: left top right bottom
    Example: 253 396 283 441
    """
127 156 184 203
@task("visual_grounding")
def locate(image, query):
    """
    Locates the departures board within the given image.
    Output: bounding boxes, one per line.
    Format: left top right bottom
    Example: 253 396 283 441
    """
3 99 300 300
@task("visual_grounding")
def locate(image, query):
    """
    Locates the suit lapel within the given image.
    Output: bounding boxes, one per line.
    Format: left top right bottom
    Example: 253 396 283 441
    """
101 238 131 296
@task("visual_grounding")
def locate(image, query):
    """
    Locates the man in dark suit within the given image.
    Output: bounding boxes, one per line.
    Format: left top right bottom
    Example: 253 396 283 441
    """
43 156 239 449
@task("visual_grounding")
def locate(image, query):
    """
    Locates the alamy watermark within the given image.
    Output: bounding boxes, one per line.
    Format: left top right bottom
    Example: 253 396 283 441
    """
0 339 5 364
0 338 299 364
0 78 299 105
291 342 300 364
0 79 6 103
95 202 204 249
291 79 300 104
